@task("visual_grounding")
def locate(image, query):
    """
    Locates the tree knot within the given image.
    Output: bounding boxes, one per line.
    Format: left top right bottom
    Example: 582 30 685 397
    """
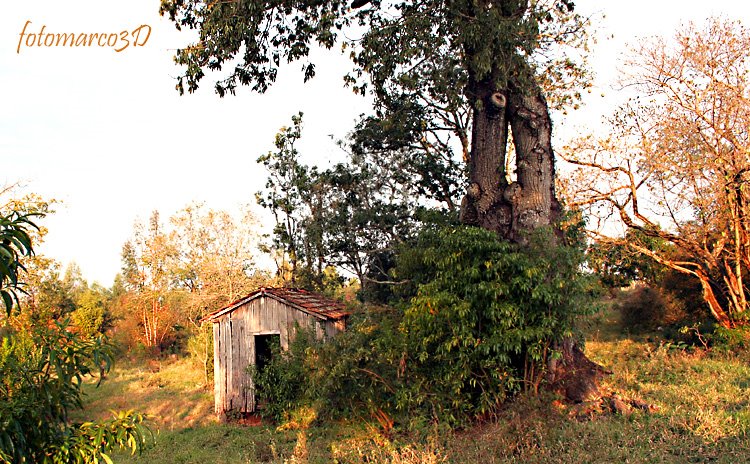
490 92 506 109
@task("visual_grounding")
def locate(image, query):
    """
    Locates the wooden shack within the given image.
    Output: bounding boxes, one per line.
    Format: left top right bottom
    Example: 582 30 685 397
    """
202 287 350 418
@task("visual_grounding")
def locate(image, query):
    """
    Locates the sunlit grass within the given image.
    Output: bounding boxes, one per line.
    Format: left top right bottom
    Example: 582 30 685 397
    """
72 357 215 431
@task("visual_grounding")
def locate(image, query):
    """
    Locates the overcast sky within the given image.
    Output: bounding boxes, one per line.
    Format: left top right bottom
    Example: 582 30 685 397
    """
2 0 749 286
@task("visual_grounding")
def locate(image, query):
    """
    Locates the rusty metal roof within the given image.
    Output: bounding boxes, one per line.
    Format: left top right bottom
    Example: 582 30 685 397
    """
202 287 351 323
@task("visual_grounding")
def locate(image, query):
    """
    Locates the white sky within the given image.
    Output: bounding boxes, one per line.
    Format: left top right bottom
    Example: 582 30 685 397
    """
2 0 749 286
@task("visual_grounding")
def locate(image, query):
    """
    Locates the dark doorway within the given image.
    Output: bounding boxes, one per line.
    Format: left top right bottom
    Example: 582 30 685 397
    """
255 334 280 375
254 334 280 411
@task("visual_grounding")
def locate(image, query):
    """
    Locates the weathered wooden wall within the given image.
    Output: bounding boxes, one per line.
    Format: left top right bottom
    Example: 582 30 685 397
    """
213 296 344 417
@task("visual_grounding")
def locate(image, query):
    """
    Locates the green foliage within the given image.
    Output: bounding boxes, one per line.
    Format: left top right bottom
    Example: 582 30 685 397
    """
251 330 315 422
160 0 591 109
186 323 214 385
252 308 407 424
256 113 325 288
396 225 596 421
0 319 152 463
588 230 668 288
47 411 152 464
72 288 112 339
257 114 456 297
710 326 750 353
253 225 596 427
0 211 39 314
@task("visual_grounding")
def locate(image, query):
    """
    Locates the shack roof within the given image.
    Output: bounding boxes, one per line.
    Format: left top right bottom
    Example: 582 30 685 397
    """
202 287 351 323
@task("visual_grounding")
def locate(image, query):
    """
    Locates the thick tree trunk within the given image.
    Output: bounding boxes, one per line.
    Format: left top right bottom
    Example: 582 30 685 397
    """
460 82 562 242
460 80 512 235
461 79 605 403
507 84 562 239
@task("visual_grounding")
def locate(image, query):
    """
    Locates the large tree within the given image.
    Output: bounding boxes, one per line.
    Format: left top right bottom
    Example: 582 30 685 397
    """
160 0 597 399
159 0 589 241
562 18 750 328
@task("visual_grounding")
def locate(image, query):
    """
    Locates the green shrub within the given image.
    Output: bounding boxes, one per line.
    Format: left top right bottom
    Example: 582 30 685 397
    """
252 309 405 424
395 225 597 422
711 325 750 352
251 329 315 421
254 225 597 429
0 319 152 463
186 324 214 385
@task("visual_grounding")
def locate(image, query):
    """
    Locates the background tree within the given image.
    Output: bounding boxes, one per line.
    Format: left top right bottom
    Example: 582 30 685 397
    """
171 202 267 381
257 113 461 299
256 113 324 287
562 18 750 328
121 211 183 352
587 229 668 289
116 205 268 362
171 202 265 308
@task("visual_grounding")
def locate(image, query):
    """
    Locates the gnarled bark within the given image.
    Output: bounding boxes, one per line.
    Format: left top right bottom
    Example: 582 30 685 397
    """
461 81 562 243
507 84 562 239
460 80 512 235
461 79 606 402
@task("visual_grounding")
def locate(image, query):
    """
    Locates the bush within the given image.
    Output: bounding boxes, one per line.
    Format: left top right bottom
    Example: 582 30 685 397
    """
253 309 405 424
0 319 152 462
396 226 597 421
186 324 214 385
658 267 707 317
251 328 315 421
618 285 686 332
254 225 597 428
711 325 750 352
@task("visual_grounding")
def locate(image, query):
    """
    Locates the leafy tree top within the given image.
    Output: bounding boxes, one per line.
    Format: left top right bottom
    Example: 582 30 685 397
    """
159 0 591 109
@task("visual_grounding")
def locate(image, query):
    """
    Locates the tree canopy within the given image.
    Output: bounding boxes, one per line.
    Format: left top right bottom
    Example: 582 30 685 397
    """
563 18 750 327
160 0 592 241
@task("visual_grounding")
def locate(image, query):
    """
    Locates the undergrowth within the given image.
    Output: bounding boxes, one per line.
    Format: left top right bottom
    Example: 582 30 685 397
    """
77 304 750 463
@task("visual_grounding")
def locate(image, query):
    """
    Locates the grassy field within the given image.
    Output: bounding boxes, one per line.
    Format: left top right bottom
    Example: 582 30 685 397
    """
76 309 750 463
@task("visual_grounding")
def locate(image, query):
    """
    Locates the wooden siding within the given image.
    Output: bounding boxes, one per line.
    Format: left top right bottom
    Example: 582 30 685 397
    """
213 295 345 417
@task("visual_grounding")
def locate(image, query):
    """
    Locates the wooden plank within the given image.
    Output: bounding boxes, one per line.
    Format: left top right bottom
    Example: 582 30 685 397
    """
213 323 222 416
242 303 251 412
324 321 337 338
238 320 247 412
249 332 256 412
222 320 229 415
280 301 289 350
226 317 233 412
225 319 232 413
219 319 229 415
265 299 272 331
271 298 279 330
232 314 241 412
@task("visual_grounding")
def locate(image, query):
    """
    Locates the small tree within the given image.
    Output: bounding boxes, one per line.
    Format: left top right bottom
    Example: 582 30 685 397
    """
0 206 151 462
563 18 750 327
